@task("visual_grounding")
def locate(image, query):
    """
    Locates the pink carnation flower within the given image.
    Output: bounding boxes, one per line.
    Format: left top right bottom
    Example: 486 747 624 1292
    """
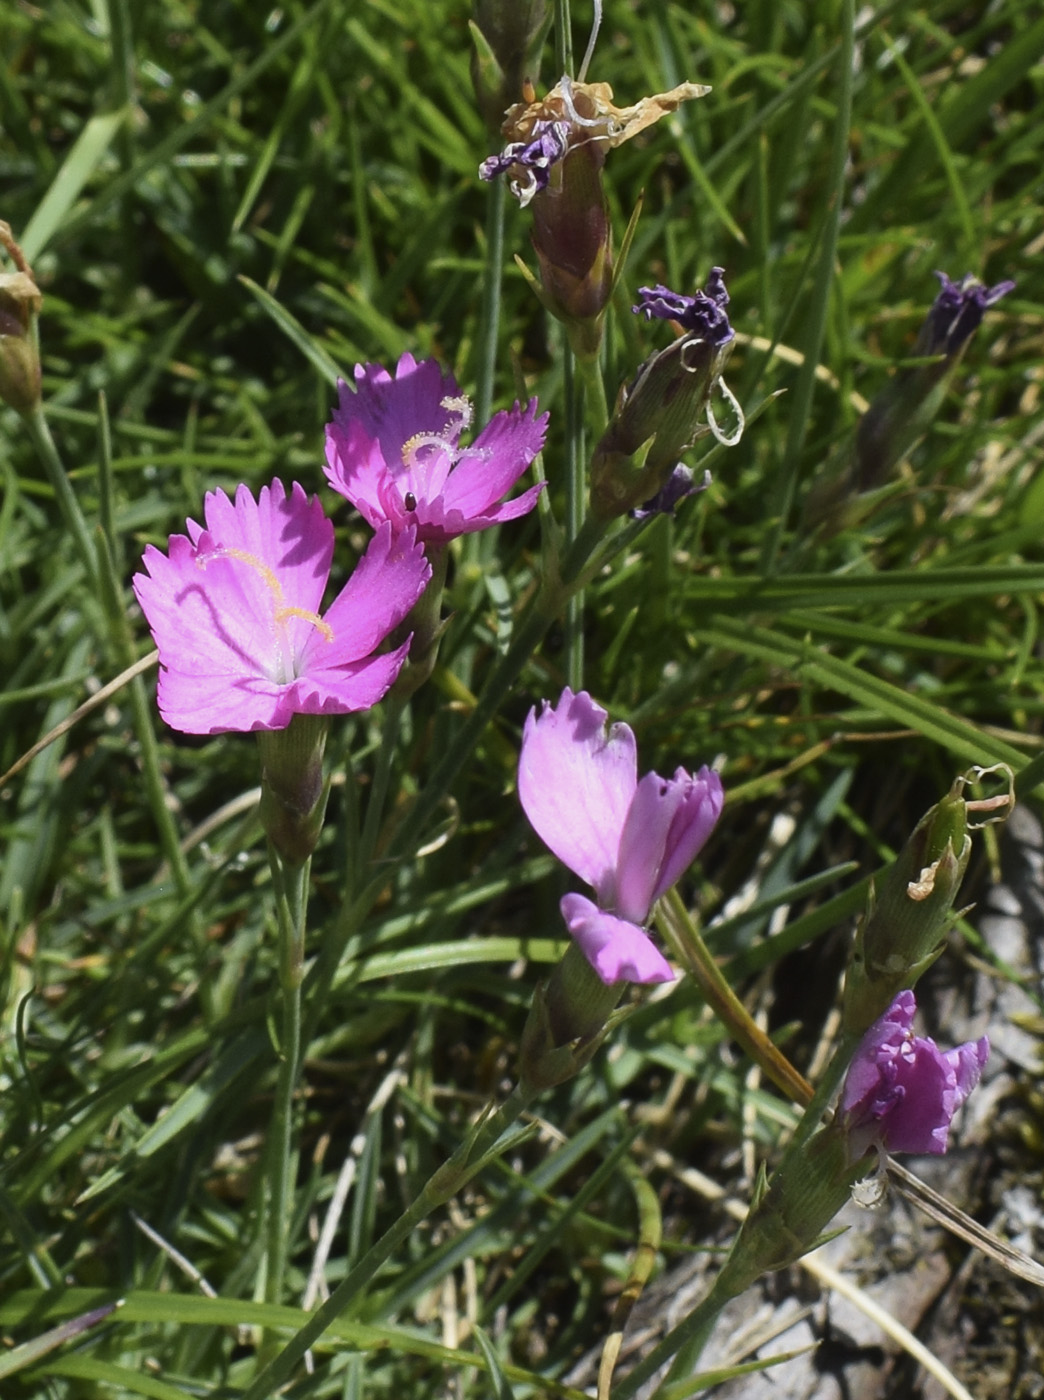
518 688 724 985
841 990 989 1158
324 352 547 544
133 479 431 735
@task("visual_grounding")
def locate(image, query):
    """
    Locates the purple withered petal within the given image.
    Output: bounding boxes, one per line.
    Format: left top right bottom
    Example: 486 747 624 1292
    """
518 689 637 903
631 465 712 520
633 269 735 347
478 119 571 205
615 766 725 923
560 893 674 985
922 271 1016 357
133 481 430 735
840 990 989 1158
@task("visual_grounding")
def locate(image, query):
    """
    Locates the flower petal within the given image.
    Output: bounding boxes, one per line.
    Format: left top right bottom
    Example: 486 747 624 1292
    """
440 400 548 518
517 689 636 900
560 893 674 985
616 765 724 923
300 524 430 671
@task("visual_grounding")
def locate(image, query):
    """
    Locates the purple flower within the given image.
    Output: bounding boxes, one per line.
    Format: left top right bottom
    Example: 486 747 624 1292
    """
633 269 735 348
518 688 724 985
478 119 571 206
840 990 989 1158
133 479 431 735
922 271 1016 357
324 353 547 545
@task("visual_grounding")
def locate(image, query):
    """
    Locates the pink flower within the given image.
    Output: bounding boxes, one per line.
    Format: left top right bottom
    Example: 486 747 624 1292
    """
324 353 547 544
840 991 989 1157
133 479 431 735
518 688 724 984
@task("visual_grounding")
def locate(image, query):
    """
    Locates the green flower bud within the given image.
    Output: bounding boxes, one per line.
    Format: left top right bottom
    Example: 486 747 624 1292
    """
518 941 624 1094
843 779 973 1035
590 274 741 519
257 714 330 865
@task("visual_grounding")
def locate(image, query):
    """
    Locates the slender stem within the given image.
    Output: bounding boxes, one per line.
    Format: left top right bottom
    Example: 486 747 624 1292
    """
24 405 97 583
554 0 574 77
656 889 814 1108
357 692 407 876
761 0 854 572
610 1270 738 1400
475 174 506 430
242 1082 535 1400
563 347 585 689
305 510 613 1017
263 851 308 1331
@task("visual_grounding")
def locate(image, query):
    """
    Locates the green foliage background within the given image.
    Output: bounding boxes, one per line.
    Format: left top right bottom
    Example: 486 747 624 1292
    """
1 0 1042 1395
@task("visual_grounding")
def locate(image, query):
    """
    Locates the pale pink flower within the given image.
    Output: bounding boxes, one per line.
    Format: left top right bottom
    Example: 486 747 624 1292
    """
133 479 430 734
518 688 723 984
324 353 546 544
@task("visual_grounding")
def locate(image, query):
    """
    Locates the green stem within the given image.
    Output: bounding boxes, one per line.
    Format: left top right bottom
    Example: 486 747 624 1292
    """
563 348 585 690
24 405 97 583
656 889 814 1108
357 692 407 878
305 510 612 1018
610 1270 738 1400
761 0 854 572
242 1081 534 1400
554 0 574 76
475 174 506 430
263 852 308 1331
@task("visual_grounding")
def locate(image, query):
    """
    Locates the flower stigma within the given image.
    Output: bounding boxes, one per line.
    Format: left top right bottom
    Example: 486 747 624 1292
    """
195 544 334 682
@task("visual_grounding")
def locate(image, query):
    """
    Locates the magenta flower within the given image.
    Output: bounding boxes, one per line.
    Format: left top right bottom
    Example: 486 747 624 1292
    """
840 990 989 1158
133 479 431 735
518 688 724 985
324 353 547 544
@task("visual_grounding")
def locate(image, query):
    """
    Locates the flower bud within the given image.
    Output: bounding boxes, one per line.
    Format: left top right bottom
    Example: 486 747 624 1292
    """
480 78 709 355
590 273 741 519
842 779 972 1035
257 714 330 865
0 222 43 417
518 941 625 1094
806 272 1015 532
469 0 550 135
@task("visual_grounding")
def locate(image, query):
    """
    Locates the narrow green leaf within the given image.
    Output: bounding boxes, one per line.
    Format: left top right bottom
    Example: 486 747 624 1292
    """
20 110 129 262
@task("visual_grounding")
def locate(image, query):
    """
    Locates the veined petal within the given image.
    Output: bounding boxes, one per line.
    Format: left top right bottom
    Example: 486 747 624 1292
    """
560 893 674 985
343 353 462 467
616 765 724 923
300 524 430 670
440 401 548 517
518 688 636 899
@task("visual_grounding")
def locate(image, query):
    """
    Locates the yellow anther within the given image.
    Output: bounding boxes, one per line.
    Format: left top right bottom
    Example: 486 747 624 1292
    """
275 605 334 642
196 544 284 604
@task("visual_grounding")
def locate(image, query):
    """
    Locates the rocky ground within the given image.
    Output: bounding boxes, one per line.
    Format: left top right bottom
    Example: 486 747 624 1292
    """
570 805 1044 1399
